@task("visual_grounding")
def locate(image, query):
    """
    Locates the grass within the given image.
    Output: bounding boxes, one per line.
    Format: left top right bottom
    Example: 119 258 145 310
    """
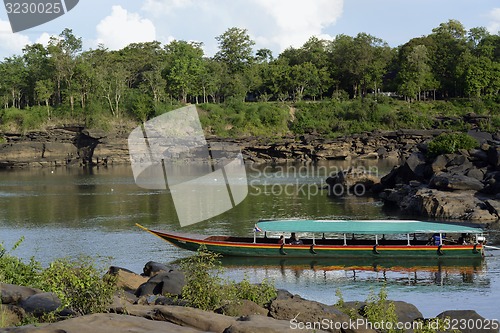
1 97 498 138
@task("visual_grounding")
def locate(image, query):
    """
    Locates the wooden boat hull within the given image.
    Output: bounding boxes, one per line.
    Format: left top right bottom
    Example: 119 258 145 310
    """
143 227 484 259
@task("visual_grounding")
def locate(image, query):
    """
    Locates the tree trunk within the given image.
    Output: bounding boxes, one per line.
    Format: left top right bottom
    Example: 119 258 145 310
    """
70 95 74 114
45 99 50 119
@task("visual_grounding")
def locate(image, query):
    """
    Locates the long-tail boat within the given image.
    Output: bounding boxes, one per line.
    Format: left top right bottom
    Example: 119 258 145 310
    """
136 219 485 259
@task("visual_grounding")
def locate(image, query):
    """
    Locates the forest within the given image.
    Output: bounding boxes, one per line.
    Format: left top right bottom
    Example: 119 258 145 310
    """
0 19 499 137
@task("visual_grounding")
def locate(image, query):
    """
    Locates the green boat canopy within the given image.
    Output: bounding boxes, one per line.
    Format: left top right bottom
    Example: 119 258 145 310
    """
256 219 483 235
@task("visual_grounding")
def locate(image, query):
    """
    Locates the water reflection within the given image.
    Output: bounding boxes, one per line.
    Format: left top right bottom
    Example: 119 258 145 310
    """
219 256 488 287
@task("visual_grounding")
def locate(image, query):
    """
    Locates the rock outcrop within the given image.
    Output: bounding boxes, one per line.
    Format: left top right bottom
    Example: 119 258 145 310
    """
0 128 452 168
376 137 500 221
0 127 108 168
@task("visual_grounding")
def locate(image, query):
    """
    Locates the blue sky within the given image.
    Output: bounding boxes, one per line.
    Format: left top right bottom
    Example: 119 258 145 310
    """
0 0 499 59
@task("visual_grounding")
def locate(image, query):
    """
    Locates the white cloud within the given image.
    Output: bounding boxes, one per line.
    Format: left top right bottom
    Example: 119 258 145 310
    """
140 0 344 56
95 5 157 50
0 19 31 58
35 32 53 47
487 8 500 34
252 0 343 50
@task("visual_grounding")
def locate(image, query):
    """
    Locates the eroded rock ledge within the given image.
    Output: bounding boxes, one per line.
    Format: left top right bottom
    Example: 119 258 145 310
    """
0 128 457 168
0 127 111 168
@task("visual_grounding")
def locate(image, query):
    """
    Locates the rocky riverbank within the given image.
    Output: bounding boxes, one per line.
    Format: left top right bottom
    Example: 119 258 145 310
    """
372 135 500 222
0 126 457 168
1 261 498 333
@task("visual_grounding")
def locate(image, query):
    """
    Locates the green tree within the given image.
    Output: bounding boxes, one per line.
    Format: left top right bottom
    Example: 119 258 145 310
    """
428 20 468 97
93 50 129 118
164 40 204 103
0 56 27 108
47 28 82 113
289 62 320 101
35 79 54 119
398 45 434 101
22 43 52 106
215 27 255 74
198 58 223 103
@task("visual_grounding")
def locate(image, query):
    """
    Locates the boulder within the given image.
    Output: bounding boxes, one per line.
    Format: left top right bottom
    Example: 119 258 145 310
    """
326 168 380 197
431 154 450 173
224 314 329 333
482 172 500 195
135 270 186 297
466 167 485 181
217 300 268 317
376 166 400 190
0 283 42 305
109 292 137 312
429 173 484 191
446 158 474 175
142 261 171 277
269 295 350 333
403 189 497 221
109 266 148 292
469 148 489 162
488 146 500 169
19 292 61 316
398 152 428 182
1 313 203 332
437 310 499 333
274 289 294 301
124 304 237 333
390 301 423 324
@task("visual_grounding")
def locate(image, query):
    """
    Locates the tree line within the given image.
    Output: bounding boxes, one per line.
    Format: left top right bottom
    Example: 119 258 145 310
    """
0 19 499 124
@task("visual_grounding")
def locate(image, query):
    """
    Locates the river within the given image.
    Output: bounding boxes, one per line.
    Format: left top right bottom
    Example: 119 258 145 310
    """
0 162 499 320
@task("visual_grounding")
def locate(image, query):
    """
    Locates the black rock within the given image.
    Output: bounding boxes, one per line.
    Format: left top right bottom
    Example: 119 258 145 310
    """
430 173 484 191
135 270 186 297
437 310 499 333
19 292 61 316
142 261 169 277
399 152 427 182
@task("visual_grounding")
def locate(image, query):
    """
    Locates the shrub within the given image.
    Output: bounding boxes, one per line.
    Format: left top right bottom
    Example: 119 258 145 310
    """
180 246 277 311
0 237 41 287
233 275 277 307
180 246 226 311
1 107 46 132
363 286 399 333
335 286 459 333
37 256 117 316
427 132 478 157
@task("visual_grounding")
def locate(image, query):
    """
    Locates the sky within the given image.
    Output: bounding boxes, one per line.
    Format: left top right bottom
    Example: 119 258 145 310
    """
0 0 499 60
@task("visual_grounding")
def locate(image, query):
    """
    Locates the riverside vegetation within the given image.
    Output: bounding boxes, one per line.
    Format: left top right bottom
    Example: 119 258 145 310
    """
0 19 498 138
1 241 490 333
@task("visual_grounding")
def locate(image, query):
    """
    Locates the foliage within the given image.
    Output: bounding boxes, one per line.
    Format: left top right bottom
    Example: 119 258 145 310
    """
413 317 459 333
232 275 277 308
0 237 41 287
335 286 459 333
36 256 117 316
199 102 289 137
180 246 277 311
0 20 497 132
0 107 46 132
363 286 400 333
180 246 226 311
427 132 478 157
